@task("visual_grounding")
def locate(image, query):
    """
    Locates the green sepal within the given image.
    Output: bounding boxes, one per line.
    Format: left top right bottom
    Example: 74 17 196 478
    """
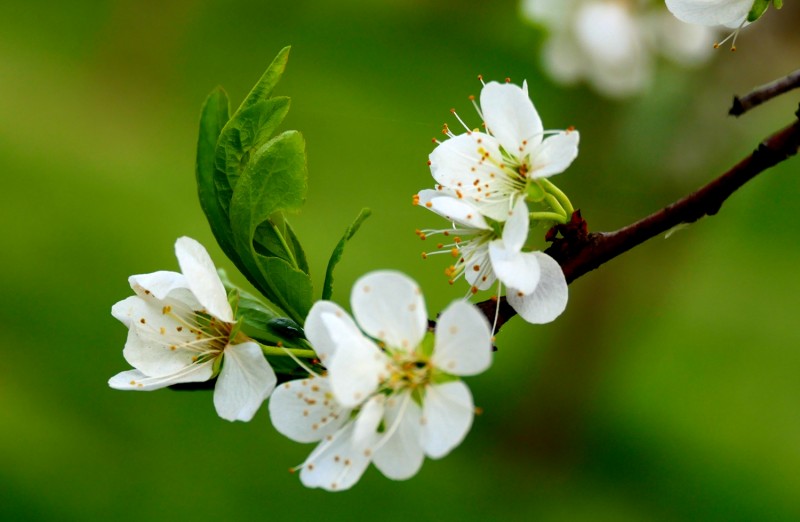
322 208 372 300
418 331 436 358
748 0 770 21
430 370 460 385
526 180 546 202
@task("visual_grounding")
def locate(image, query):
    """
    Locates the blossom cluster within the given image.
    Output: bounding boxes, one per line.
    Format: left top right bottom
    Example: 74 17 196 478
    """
110 238 493 491
521 0 723 98
414 79 574 326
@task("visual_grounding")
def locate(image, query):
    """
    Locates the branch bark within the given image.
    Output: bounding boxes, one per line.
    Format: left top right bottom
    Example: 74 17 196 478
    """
730 69 800 116
479 106 800 331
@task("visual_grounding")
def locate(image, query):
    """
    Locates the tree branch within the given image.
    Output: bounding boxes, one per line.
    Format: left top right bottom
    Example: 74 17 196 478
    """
730 69 800 117
479 106 800 331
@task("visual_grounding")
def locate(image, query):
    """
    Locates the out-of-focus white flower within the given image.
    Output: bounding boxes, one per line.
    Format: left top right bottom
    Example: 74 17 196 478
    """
521 0 718 97
270 271 493 491
109 236 277 422
429 80 579 222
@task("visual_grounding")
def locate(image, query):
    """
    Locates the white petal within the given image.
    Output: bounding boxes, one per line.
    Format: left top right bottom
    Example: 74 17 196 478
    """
175 236 234 323
350 271 427 351
489 243 541 295
372 392 425 480
420 381 474 459
507 252 568 324
501 197 530 253
128 271 200 310
300 408 380 492
352 395 385 448
665 0 751 27
431 300 492 376
269 376 350 443
304 301 356 366
213 342 277 422
324 313 389 408
480 81 543 151
529 130 579 179
114 296 204 377
108 361 214 391
424 196 492 231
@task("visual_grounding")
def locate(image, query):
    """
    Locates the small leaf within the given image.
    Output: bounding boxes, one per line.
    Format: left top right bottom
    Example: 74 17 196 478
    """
234 46 291 114
259 256 314 322
322 208 371 300
285 220 309 274
216 97 290 191
229 130 308 321
195 87 242 269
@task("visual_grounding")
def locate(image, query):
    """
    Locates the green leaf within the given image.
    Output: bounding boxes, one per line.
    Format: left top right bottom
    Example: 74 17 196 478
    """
252 213 307 273
235 46 291 114
284 219 309 274
322 208 371 300
195 87 242 267
215 97 290 192
229 130 309 322
259 256 314 322
773 0 782 9
748 0 770 21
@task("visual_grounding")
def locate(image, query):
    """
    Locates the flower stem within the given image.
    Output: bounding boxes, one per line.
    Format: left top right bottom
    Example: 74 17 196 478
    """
530 211 568 224
540 178 575 216
259 344 317 359
543 193 567 218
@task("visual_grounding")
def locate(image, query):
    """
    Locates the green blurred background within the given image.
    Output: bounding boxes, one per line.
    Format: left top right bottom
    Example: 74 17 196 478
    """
2 1 799 520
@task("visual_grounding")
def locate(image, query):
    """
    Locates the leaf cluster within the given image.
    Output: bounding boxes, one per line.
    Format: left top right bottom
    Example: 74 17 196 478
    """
195 46 369 346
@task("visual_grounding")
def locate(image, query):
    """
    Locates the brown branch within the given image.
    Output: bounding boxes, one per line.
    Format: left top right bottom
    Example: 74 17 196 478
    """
730 69 800 117
479 107 800 332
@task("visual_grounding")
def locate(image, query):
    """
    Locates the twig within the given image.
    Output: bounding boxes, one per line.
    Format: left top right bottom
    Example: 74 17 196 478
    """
479 107 800 332
730 69 800 117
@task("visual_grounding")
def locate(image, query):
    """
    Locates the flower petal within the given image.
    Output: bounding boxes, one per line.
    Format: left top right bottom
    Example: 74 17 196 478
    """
324 313 389 408
108 361 214 391
174 236 234 323
113 296 203 377
350 271 427 351
489 243 541 295
128 271 200 310
529 130 580 179
372 392 425 480
481 81 543 151
665 0 751 27
304 300 356 366
420 381 474 459
502 197 530 253
423 195 492 231
300 407 380 492
506 252 568 324
213 341 277 422
431 300 492 376
269 375 350 443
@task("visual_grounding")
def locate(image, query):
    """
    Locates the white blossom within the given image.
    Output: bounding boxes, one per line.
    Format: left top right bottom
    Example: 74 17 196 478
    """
521 0 718 97
416 192 569 324
429 80 579 222
109 236 276 422
270 271 493 491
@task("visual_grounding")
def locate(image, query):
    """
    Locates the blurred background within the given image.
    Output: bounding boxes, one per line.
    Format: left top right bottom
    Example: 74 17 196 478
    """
2 0 799 520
